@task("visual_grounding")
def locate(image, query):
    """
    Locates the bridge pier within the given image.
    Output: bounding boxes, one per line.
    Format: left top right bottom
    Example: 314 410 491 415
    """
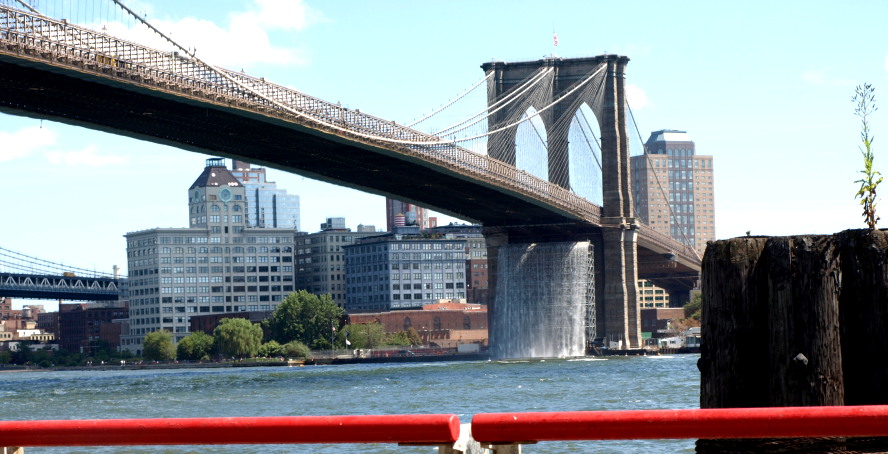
600 223 641 349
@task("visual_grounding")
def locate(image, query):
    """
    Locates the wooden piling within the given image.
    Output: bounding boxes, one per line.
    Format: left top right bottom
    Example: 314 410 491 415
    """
698 230 888 453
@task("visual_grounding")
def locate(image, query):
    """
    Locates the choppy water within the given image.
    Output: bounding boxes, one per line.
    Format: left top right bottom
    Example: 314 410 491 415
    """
1 354 699 453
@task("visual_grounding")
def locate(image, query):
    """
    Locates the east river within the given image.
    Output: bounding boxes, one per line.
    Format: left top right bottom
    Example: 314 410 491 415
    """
1 354 699 453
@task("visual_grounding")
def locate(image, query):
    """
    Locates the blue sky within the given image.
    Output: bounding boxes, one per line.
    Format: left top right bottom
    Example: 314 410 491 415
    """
2 0 887 309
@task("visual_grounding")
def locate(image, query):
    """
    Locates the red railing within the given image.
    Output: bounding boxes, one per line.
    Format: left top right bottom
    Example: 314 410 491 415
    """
471 406 888 443
5 406 888 451
0 414 460 447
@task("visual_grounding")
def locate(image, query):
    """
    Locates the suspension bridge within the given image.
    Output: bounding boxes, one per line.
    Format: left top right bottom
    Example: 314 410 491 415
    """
0 0 701 348
0 247 122 301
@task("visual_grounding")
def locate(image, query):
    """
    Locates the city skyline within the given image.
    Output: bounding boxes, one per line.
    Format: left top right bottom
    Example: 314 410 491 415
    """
2 1 888 311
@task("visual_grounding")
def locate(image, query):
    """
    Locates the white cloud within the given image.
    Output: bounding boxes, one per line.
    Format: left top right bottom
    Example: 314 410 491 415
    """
625 84 649 110
99 0 320 69
45 146 126 167
0 126 56 162
885 55 888 73
241 0 321 31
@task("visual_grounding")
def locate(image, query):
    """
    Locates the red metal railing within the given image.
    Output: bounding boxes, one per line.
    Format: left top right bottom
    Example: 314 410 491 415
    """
6 406 888 451
471 405 888 443
0 414 460 447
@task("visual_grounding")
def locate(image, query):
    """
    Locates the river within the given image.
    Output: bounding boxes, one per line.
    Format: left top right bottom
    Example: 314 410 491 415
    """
1 354 700 453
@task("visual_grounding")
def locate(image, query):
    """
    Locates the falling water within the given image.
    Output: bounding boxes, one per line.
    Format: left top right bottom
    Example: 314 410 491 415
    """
491 241 594 359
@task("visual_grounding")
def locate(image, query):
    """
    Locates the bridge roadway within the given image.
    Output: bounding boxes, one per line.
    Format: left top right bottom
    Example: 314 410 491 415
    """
0 272 120 301
0 6 699 293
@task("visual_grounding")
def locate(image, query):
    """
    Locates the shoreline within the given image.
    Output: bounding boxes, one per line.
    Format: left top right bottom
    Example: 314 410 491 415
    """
0 349 700 373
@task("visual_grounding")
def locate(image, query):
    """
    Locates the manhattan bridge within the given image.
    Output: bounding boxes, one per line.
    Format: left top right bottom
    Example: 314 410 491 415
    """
0 0 701 351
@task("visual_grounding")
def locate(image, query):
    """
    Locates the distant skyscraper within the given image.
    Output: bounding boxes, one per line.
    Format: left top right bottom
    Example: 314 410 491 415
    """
230 160 300 231
386 198 428 231
631 130 715 257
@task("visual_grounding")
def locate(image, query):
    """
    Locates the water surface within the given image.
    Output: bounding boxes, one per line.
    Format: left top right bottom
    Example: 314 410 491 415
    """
1 354 699 453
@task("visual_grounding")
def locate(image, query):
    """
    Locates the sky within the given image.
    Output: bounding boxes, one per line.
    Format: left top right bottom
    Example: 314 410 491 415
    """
2 0 888 310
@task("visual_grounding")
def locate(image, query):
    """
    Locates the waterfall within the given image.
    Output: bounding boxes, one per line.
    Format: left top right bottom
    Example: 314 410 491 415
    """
491 241 595 359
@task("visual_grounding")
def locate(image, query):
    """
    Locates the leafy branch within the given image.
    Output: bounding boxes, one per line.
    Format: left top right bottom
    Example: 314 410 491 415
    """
854 83 881 229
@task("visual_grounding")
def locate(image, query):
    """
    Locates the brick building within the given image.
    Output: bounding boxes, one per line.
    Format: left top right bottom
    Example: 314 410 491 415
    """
348 301 487 348
58 302 129 353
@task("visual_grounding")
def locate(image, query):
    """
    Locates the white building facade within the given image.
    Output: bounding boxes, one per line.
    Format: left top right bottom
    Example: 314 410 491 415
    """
122 158 295 354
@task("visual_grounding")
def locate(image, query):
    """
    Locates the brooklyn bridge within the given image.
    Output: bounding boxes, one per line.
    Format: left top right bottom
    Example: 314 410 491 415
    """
0 1 700 350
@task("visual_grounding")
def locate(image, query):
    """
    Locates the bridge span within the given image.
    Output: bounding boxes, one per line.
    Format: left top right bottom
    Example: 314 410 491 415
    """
0 4 699 349
0 247 122 301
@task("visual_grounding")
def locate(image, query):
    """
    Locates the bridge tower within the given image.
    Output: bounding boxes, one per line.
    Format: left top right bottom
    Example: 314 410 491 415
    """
481 55 641 350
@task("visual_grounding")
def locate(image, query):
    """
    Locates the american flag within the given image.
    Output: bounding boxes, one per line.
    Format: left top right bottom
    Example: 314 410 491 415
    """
553 32 559 47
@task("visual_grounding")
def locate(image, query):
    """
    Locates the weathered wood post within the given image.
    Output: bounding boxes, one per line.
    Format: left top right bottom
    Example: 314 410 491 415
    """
698 231 888 453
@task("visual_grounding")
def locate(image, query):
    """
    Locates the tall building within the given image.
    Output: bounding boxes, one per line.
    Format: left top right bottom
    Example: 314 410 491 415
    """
424 223 488 305
344 226 468 313
294 218 379 308
122 158 295 353
230 160 300 231
385 198 428 231
631 130 715 257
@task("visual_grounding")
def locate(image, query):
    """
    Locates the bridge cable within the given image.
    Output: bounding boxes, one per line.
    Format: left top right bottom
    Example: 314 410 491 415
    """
625 103 701 261
11 0 38 14
430 68 553 138
107 0 606 152
407 72 493 127
1 3 606 227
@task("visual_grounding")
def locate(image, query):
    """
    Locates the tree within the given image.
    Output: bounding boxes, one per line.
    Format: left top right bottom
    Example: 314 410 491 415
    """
337 323 386 349
176 331 214 361
384 331 411 347
214 318 263 359
282 340 311 359
258 340 284 358
265 290 345 347
684 292 702 322
143 330 175 361
406 327 423 347
854 83 881 229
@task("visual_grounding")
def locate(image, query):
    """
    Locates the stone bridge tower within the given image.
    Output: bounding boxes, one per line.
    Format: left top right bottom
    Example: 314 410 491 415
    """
481 55 641 350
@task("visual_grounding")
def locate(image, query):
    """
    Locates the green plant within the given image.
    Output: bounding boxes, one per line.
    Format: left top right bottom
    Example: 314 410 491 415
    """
143 329 175 361
854 83 881 229
214 318 263 359
176 331 214 360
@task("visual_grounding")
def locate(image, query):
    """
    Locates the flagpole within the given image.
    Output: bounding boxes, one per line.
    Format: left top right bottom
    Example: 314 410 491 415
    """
552 29 559 58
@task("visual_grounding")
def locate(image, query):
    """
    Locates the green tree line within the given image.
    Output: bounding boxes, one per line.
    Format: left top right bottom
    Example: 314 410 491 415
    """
3 290 424 367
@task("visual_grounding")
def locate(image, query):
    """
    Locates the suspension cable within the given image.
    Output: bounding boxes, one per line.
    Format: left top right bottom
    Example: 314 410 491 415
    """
107 1 605 150
577 108 603 171
12 0 39 14
455 64 605 145
431 68 552 137
407 72 493 127
626 103 701 261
